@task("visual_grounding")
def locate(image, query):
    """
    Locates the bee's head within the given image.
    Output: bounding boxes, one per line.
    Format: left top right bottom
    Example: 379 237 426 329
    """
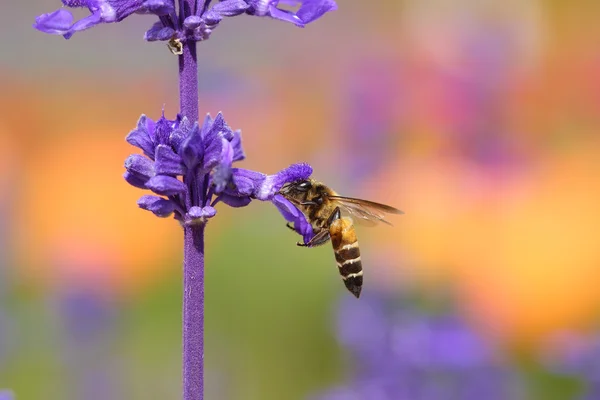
280 179 313 201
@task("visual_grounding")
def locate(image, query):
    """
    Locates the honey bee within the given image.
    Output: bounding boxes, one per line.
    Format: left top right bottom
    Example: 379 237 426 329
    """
280 179 403 298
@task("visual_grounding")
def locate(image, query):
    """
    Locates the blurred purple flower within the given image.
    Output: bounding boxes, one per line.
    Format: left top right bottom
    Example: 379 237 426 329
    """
0 391 14 400
124 111 313 237
339 61 405 182
312 292 524 400
35 0 336 42
58 288 123 400
59 290 117 343
440 27 527 175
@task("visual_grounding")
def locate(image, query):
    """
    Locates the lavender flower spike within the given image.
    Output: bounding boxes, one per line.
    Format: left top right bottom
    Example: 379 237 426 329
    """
124 111 313 229
37 0 337 397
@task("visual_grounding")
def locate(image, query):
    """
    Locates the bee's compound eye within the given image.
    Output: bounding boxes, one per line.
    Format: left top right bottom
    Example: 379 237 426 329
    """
296 180 312 191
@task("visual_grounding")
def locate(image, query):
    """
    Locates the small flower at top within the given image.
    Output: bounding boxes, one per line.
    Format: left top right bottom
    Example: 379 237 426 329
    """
33 0 176 39
124 111 314 241
35 0 337 42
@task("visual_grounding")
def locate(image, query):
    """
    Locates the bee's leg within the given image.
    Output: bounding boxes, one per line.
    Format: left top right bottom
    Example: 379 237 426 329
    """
327 207 342 224
297 208 341 247
286 222 296 231
299 200 319 206
297 229 331 248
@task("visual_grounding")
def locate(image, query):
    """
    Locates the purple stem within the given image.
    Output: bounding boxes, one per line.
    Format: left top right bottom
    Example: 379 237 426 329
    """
183 224 205 400
178 3 203 398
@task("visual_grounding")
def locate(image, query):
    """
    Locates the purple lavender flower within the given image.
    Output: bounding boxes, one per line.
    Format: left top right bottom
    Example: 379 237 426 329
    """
57 288 123 400
124 111 314 239
35 0 336 42
0 391 13 400
312 292 524 400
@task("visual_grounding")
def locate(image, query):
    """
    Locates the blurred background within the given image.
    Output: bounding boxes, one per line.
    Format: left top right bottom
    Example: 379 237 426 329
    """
2 0 600 399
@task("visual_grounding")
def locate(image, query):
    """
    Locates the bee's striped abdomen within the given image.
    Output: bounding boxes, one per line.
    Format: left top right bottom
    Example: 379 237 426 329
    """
329 217 363 298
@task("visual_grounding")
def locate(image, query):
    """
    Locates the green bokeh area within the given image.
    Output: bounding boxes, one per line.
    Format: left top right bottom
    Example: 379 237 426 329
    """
204 210 341 400
0 210 590 399
0 210 345 399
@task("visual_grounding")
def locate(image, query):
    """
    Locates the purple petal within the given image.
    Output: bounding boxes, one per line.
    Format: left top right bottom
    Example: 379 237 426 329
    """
231 130 245 162
219 194 252 208
107 0 144 21
272 194 313 243
254 163 313 200
155 144 184 176
212 139 233 193
208 0 249 16
138 0 176 15
268 5 304 27
126 115 155 159
124 154 155 183
203 130 224 172
124 171 148 189
204 112 233 141
199 113 214 139
202 11 222 25
247 0 335 26
188 206 217 219
137 194 176 217
144 21 175 41
145 175 186 195
64 11 103 39
212 139 234 193
229 168 265 196
246 0 271 16
33 9 74 35
170 117 191 150
154 114 175 146
296 0 337 24
179 122 204 170
183 15 204 29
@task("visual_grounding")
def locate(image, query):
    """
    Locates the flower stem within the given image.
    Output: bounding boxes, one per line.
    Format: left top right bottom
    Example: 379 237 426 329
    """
183 224 205 400
179 3 202 398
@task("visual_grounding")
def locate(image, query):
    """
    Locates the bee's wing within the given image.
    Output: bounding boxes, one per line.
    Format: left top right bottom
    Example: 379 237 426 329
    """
328 195 403 227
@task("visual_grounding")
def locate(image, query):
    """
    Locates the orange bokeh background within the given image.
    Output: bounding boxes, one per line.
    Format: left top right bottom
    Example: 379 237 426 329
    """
1 0 600 351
